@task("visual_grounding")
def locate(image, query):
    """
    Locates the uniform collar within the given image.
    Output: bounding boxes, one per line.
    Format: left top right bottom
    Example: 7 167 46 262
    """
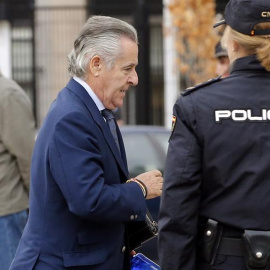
230 55 267 75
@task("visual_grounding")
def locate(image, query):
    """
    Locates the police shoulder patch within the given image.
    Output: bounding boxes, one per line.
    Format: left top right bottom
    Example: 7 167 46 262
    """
181 76 222 96
171 115 176 132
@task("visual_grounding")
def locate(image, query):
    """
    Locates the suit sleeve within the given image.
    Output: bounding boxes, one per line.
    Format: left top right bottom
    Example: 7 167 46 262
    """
48 111 146 222
158 96 202 270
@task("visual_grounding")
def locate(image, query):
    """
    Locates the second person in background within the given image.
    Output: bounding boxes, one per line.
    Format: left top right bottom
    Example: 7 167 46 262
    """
0 72 36 270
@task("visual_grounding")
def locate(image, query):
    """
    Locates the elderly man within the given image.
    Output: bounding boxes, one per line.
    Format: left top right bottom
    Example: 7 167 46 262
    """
10 16 163 270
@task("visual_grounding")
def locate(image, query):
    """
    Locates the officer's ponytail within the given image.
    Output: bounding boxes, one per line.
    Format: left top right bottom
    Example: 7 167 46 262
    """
255 22 270 71
221 24 270 71
256 41 270 71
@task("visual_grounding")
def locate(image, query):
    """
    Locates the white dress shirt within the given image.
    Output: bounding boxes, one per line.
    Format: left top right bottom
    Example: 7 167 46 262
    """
73 76 105 111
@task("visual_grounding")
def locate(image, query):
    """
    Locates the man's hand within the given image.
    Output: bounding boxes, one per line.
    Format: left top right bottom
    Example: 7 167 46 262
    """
136 170 163 200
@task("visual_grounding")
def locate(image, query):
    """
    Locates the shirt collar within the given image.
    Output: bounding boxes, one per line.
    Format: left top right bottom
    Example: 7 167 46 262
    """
73 76 105 111
230 55 268 75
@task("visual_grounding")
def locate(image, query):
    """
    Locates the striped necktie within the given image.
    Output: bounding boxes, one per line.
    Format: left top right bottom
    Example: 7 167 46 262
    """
101 109 120 151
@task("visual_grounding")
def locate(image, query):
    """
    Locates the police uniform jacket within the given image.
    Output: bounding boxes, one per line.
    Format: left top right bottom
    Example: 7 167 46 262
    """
158 55 270 270
10 79 147 270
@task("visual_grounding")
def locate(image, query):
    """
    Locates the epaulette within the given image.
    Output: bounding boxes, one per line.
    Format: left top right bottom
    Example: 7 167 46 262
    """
181 76 222 96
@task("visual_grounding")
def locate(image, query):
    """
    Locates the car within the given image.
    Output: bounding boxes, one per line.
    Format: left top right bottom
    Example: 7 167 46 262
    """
120 125 170 263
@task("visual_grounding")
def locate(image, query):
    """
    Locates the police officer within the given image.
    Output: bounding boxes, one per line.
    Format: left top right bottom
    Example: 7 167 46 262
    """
158 0 270 269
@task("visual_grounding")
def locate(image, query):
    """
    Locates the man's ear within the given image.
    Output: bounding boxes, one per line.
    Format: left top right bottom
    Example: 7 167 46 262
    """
89 55 101 77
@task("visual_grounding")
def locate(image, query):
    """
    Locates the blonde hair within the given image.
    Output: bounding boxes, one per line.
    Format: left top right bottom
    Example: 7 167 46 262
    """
221 23 270 71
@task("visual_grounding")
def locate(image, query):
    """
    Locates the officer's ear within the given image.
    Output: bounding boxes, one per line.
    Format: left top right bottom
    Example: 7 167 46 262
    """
232 41 240 52
89 55 102 77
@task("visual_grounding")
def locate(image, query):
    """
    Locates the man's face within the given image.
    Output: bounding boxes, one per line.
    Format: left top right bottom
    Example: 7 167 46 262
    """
95 38 138 110
216 56 230 78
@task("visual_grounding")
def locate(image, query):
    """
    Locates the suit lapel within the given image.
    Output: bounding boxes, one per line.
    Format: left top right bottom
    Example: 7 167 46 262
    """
66 79 129 179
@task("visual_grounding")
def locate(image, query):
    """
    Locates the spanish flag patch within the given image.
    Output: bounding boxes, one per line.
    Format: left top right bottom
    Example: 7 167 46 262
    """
171 115 176 132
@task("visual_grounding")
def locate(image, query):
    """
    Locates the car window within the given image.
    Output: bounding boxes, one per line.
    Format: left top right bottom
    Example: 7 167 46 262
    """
150 133 169 154
122 133 164 177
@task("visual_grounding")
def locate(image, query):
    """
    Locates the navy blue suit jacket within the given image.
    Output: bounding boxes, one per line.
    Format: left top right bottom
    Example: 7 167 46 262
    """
10 79 147 270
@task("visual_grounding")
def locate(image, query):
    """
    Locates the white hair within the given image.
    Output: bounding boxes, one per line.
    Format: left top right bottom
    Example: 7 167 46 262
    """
68 15 138 79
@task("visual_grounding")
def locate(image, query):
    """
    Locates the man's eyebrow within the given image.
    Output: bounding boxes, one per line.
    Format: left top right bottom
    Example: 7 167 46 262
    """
123 63 138 68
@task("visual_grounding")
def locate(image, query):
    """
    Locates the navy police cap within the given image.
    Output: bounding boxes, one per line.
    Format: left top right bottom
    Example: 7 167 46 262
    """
214 0 270 36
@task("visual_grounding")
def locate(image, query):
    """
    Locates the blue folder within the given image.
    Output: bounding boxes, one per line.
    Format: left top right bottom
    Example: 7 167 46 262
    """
130 253 160 270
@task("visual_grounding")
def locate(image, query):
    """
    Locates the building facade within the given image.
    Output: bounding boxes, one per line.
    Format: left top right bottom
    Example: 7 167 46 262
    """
0 0 228 127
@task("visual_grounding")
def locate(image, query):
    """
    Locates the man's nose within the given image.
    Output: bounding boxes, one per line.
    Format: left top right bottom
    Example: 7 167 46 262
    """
128 70 138 86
